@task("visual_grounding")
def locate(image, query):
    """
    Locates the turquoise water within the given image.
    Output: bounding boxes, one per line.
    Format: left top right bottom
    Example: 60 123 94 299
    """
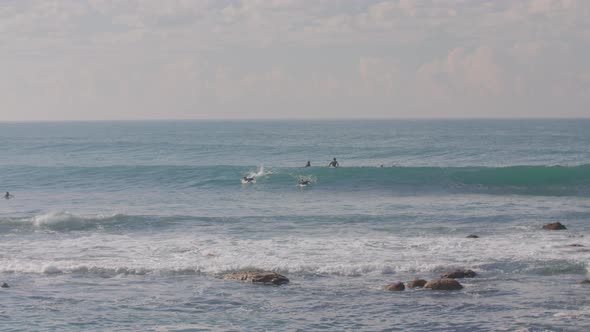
1 120 590 331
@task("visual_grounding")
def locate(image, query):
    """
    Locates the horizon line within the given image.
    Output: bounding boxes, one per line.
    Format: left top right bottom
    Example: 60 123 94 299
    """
2 116 590 124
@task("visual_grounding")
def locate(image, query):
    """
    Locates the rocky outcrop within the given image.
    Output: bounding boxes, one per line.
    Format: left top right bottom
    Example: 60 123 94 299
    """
223 271 289 285
424 278 463 290
441 269 477 279
466 235 479 239
543 222 567 230
407 279 427 288
384 282 405 291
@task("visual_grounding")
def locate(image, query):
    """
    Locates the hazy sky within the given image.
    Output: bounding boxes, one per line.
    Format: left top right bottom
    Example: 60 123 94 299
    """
0 0 589 121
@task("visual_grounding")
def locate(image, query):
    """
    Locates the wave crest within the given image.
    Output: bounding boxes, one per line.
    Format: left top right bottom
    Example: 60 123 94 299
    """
31 211 127 230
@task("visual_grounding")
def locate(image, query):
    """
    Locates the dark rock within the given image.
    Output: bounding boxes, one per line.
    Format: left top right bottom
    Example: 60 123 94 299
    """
424 278 463 290
222 271 289 285
568 244 584 247
407 279 427 288
578 279 590 284
384 282 405 291
1 283 8 288
441 269 477 279
466 235 479 239
543 222 567 230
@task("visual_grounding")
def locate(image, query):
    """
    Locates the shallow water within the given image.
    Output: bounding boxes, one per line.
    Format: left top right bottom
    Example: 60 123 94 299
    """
1 120 590 331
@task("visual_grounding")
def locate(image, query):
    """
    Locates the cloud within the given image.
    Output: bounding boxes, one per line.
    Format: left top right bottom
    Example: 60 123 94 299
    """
358 56 402 97
414 46 505 103
0 0 588 120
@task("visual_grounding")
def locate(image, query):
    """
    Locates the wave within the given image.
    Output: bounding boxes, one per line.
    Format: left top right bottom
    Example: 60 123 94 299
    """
0 211 171 231
1 258 586 278
31 211 128 230
1 164 590 196
2 222 589 278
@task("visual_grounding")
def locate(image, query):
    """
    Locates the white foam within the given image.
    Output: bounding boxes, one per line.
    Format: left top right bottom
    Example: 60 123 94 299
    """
247 164 270 178
1 228 587 278
30 211 122 230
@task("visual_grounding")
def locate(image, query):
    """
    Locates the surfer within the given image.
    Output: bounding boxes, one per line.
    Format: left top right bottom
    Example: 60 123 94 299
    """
242 176 255 183
305 161 311 167
328 158 339 168
4 192 14 199
298 178 311 186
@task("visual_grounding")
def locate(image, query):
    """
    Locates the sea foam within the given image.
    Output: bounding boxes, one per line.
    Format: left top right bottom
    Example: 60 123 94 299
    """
31 211 126 230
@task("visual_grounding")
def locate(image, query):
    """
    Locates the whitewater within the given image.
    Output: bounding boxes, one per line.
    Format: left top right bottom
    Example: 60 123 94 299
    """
1 120 590 331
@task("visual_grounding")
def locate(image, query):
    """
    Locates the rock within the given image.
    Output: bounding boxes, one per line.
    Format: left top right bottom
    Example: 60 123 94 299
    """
1 283 8 288
543 222 567 230
407 279 427 288
578 279 590 284
424 278 463 291
441 269 477 279
466 235 479 238
384 282 405 291
568 244 584 247
222 271 289 285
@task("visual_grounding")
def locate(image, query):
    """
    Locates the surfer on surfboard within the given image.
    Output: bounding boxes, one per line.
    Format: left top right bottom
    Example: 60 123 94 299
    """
328 158 339 168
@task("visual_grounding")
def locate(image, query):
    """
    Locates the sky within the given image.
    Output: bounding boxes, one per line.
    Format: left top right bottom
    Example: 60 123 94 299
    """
0 0 589 121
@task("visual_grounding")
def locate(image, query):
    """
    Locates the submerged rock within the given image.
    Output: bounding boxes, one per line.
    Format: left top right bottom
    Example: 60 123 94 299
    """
424 278 463 291
384 282 405 291
441 269 477 279
466 235 479 239
1 282 8 288
222 271 289 285
407 279 427 288
543 222 567 230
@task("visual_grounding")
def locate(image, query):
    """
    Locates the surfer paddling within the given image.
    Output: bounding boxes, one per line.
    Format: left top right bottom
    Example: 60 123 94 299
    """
328 158 339 168
242 176 255 184
298 178 311 186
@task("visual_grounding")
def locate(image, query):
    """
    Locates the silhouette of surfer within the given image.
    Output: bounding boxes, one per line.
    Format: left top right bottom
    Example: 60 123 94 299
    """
4 192 14 199
305 161 311 167
328 158 339 168
242 176 255 183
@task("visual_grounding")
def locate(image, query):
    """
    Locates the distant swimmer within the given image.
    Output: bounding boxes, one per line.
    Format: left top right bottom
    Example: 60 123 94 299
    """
4 192 14 199
305 161 311 167
328 158 339 168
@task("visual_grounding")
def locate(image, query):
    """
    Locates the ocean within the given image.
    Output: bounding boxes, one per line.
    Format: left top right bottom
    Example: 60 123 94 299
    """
1 119 589 331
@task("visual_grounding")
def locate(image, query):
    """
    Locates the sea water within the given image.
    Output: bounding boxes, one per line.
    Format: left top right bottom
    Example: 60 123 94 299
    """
1 119 590 331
